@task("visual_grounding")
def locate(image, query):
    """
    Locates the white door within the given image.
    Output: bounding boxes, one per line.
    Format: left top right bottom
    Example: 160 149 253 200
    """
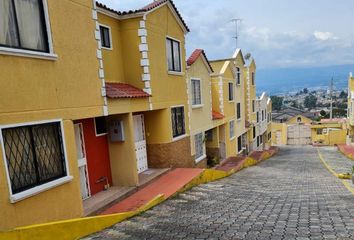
74 123 91 200
219 125 226 160
134 115 148 173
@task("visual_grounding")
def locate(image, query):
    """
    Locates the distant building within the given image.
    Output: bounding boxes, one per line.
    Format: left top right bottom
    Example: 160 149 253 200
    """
272 106 317 123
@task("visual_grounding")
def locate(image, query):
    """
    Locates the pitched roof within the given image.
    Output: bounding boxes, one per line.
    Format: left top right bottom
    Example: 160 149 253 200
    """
105 83 150 99
210 48 244 75
212 111 224 120
96 0 189 32
187 49 213 72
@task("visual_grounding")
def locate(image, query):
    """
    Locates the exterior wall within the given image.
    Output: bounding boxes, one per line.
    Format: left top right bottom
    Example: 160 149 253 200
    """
107 113 138 187
211 77 223 113
187 56 213 163
0 0 103 230
287 115 312 124
311 123 347 145
75 118 112 195
271 122 288 145
0 120 83 230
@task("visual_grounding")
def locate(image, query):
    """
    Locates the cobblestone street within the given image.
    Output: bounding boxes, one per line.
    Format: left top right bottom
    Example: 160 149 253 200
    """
84 146 354 240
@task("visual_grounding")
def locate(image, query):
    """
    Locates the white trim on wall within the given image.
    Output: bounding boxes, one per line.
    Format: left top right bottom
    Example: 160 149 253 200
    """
0 119 72 203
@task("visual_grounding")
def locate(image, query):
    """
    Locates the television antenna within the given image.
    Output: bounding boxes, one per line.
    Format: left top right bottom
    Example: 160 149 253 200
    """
231 18 242 49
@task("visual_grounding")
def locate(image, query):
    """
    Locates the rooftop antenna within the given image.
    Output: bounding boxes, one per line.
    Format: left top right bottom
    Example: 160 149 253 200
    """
231 18 242 49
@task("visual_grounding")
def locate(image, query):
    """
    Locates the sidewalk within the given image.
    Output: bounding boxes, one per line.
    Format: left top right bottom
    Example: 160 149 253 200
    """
337 144 354 160
318 147 353 176
100 168 204 215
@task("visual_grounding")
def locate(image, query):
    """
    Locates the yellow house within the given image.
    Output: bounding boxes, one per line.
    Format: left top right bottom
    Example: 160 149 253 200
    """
347 73 354 144
311 119 347 146
0 0 106 230
265 98 272 148
186 49 214 167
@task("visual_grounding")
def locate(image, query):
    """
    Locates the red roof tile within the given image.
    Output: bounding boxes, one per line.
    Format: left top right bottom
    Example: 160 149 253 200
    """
96 0 189 32
187 49 214 72
212 111 224 120
105 83 150 99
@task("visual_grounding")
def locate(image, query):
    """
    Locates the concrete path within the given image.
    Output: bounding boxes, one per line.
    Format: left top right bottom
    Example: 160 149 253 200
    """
318 146 353 175
83 146 354 240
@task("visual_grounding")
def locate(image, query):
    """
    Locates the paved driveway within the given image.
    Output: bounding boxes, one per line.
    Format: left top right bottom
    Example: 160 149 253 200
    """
84 146 354 240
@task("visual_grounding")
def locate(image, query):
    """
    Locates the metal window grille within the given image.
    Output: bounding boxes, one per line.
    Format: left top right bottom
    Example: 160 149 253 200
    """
171 107 185 138
2 122 66 194
194 133 204 160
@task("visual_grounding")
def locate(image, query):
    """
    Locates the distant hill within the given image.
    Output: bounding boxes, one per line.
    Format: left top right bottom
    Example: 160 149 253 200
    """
256 64 354 95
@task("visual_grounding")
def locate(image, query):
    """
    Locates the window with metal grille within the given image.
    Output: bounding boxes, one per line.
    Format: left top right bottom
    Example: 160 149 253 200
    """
194 133 204 161
229 120 235 139
236 67 241 85
166 38 181 72
191 79 201 106
237 136 242 152
0 0 49 52
1 122 67 194
99 25 112 49
237 103 241 119
228 82 234 101
171 106 185 138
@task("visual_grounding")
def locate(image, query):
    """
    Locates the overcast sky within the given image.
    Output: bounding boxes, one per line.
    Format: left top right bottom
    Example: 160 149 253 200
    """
98 0 354 69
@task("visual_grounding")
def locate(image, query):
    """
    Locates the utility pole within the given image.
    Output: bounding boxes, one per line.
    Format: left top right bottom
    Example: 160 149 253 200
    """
330 77 334 119
231 18 242 49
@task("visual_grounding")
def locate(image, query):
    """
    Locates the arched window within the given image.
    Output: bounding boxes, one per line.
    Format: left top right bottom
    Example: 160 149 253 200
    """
297 117 302 122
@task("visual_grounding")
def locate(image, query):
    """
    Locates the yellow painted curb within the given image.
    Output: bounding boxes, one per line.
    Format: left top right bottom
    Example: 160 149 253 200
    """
317 149 354 196
0 194 165 240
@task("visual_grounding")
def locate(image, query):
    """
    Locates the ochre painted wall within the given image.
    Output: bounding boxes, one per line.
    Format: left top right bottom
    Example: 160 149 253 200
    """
287 115 312 125
271 122 287 145
0 120 83 230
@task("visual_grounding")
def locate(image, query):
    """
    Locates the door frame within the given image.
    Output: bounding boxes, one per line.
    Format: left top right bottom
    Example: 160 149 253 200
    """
74 123 91 200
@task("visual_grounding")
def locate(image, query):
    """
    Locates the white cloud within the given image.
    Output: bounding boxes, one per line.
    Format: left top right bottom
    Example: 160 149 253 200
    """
313 31 336 41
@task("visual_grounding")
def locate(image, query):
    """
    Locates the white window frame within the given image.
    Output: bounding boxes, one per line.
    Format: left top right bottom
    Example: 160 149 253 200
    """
236 102 241 120
0 0 57 60
94 117 108 137
235 67 241 86
228 81 234 102
191 78 203 108
99 23 113 50
166 35 183 75
229 120 235 140
0 119 72 203
194 132 206 163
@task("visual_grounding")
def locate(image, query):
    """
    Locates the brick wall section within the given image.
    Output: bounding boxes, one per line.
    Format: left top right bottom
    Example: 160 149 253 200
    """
147 137 204 168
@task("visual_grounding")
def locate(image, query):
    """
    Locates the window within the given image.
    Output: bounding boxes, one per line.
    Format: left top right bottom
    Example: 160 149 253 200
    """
205 129 213 141
171 106 185 138
317 129 323 135
236 67 241 85
237 103 241 119
252 100 255 112
191 79 202 106
1 121 67 195
268 132 272 140
228 82 234 101
252 72 255 85
99 25 112 49
257 112 259 123
194 133 204 161
1 0 50 53
260 135 263 144
166 38 181 72
237 136 242 152
94 117 107 136
257 136 260 147
262 110 264 121
297 117 302 123
253 126 256 139
229 120 235 139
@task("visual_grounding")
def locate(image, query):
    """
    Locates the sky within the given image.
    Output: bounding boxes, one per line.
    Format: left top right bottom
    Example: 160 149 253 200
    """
98 0 354 70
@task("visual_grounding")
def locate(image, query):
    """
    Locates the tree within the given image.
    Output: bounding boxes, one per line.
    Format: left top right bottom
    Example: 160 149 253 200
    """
303 88 308 94
304 95 317 109
270 96 283 111
339 90 347 99
290 101 299 109
320 110 327 117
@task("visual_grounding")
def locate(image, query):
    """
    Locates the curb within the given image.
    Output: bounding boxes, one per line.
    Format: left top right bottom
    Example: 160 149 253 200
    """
0 147 279 240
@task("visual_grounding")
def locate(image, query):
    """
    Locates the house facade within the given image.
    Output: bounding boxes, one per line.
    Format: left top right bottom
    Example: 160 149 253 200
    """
0 0 106 230
347 73 354 144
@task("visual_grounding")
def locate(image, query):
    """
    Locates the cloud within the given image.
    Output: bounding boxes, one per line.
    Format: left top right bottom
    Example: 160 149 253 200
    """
313 31 336 41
